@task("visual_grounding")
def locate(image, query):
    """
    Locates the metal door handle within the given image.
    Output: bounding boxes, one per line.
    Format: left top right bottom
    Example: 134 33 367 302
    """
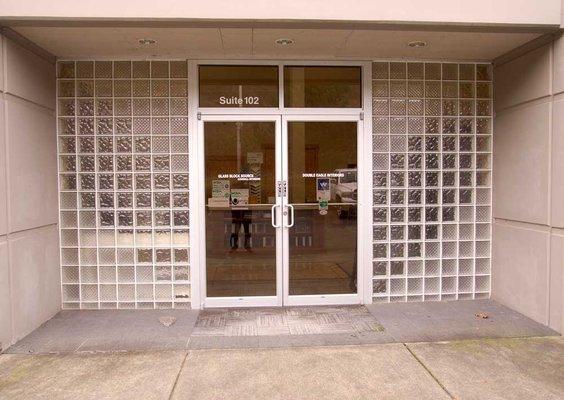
271 204 280 228
286 204 295 228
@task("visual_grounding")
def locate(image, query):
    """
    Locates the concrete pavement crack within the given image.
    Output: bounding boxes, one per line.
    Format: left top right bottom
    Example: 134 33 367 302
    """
168 351 190 400
403 343 455 400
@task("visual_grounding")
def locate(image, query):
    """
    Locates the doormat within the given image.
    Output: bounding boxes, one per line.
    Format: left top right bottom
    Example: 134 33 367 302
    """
191 305 384 337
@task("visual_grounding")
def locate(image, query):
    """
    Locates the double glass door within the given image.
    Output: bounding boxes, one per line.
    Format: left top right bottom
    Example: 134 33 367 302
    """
202 115 359 306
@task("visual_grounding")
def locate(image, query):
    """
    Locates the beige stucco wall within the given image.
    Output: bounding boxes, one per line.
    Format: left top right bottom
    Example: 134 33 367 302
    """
493 34 564 333
0 34 60 351
0 0 560 27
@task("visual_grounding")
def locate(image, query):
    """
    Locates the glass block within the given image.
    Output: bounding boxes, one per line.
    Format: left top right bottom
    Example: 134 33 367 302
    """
442 189 456 204
459 206 474 222
78 156 94 172
442 136 456 152
408 81 424 98
99 174 114 190
373 99 389 115
390 225 404 240
425 207 438 223
373 118 388 134
459 82 474 98
442 207 455 222
156 265 172 282
442 82 457 98
152 98 169 116
116 192 132 208
77 119 95 137
424 63 441 80
390 207 404 222
460 154 473 169
170 61 188 78
442 63 458 80
78 99 95 116
407 117 423 135
390 172 404 187
390 80 406 97
95 118 112 135
373 208 387 223
117 156 132 171
58 80 75 97
117 174 133 190
408 207 421 222
459 64 475 80
170 98 188 115
390 62 406 79
459 136 473 151
476 259 490 274
425 225 439 239
61 248 79 264
476 82 492 99
425 118 439 134
174 211 189 226
373 81 388 97
372 62 389 79
81 193 96 208
476 188 491 204
390 190 405 205
459 171 473 186
114 80 132 97
442 154 456 169
442 100 457 116
116 137 132 153
408 225 421 240
170 137 188 153
407 137 422 153
373 261 387 276
153 156 172 172
80 248 97 264
78 173 94 190
171 117 188 135
153 118 170 135
476 100 491 116
115 118 132 134
148 175 168 191
136 211 152 226
408 190 421 204
476 118 491 135
97 137 113 153
459 100 474 116
460 224 474 240
476 206 490 222
390 136 406 152
59 99 76 116
425 172 439 187
373 225 388 241
172 174 189 189
373 190 387 205
152 80 170 97
133 99 150 116
425 154 439 169
99 211 115 227
390 243 404 258
135 156 151 171
99 193 114 208
58 118 76 135
170 80 188 97
132 80 150 97
58 61 75 78
476 64 492 81
425 99 440 116
442 224 457 240
373 135 388 152
151 61 169 78
154 211 171 226
425 189 438 204
390 261 404 275
476 137 491 152
407 62 424 80
390 154 404 170
390 117 406 134
132 61 150 78
371 156 390 175
373 279 387 294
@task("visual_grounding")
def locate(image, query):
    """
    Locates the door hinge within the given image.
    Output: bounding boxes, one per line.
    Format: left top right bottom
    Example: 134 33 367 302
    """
360 112 364 120
197 112 202 120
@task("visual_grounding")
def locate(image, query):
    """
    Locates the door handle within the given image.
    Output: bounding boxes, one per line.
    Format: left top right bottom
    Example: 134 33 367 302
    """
286 204 295 228
271 204 281 228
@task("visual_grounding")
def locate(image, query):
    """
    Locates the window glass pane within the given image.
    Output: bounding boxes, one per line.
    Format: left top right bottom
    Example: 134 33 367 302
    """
284 66 361 108
199 65 279 108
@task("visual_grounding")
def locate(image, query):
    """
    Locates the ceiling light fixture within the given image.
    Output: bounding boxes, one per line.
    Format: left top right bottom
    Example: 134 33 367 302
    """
275 38 295 46
138 38 157 45
407 40 427 48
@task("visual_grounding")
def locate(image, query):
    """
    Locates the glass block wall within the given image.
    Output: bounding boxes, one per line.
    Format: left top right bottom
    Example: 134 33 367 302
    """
57 60 191 309
371 62 492 302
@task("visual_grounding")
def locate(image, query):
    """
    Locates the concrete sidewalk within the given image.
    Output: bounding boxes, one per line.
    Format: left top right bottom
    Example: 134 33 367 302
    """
1 336 563 400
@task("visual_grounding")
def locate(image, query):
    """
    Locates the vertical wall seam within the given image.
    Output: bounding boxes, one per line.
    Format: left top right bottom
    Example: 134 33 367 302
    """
546 39 554 327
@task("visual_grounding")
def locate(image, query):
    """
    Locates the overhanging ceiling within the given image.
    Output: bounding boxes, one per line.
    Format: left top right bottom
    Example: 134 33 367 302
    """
11 26 543 61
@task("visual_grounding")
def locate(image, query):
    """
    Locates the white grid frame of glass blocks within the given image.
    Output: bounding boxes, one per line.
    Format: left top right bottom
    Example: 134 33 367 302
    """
371 61 492 302
57 60 191 309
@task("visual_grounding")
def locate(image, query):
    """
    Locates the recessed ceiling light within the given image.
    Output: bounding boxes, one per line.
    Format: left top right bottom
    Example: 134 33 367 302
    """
275 38 295 46
407 40 427 48
138 38 157 45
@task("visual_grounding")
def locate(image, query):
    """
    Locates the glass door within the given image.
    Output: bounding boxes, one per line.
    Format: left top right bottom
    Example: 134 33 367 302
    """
202 115 283 307
282 116 360 305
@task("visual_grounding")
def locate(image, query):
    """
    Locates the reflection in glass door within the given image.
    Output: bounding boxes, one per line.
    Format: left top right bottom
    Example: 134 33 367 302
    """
285 121 358 301
203 119 281 304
